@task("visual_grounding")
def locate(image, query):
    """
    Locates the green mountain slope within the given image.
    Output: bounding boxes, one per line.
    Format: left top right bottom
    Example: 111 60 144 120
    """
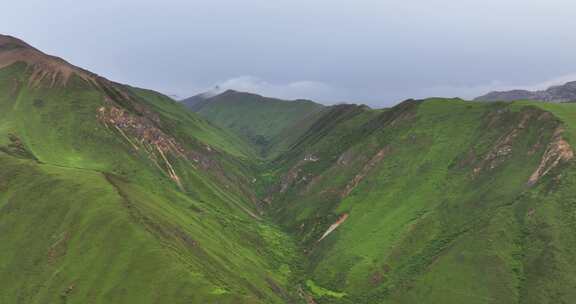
0 35 299 304
182 90 324 156
261 99 576 303
5 33 576 304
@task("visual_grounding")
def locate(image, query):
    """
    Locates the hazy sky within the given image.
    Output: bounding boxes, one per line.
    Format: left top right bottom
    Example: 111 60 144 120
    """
2 0 576 106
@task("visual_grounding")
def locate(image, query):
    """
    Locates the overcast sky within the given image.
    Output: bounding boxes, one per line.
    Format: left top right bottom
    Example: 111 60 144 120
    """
2 0 576 106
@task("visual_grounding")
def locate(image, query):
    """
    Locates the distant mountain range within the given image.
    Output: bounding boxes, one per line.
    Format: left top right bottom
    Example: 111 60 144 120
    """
475 81 576 102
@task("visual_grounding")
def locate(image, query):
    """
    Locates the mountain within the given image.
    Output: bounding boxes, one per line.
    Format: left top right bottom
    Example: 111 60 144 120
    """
182 90 325 156
0 34 299 304
5 33 576 304
260 98 576 303
195 93 576 303
475 81 576 102
181 91 214 111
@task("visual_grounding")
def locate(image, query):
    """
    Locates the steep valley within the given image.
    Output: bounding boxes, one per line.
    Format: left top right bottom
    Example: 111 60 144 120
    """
3 34 576 304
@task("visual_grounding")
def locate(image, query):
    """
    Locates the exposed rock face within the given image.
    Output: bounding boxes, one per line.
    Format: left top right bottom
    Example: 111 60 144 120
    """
527 127 574 186
98 105 185 155
317 213 349 242
472 126 518 175
97 105 186 187
475 81 576 102
278 154 320 194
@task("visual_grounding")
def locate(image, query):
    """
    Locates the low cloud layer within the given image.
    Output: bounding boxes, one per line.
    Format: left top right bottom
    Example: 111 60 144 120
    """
201 76 345 103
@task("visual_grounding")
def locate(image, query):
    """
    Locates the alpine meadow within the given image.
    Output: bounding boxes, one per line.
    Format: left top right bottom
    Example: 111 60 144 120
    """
3 3 576 303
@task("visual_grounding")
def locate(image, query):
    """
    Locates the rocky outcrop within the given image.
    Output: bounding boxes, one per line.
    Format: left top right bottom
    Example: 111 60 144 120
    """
475 81 576 103
277 154 321 194
97 105 186 187
473 109 545 175
318 213 349 242
472 129 517 175
527 127 574 185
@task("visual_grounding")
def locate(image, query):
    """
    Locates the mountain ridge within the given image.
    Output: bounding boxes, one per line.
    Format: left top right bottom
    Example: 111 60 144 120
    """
0 34 301 303
475 80 576 102
182 89 325 157
4 34 576 304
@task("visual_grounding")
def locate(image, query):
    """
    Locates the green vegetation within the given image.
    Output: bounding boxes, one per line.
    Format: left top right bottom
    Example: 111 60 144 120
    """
4 36 576 303
183 90 325 157
254 98 576 303
306 280 347 299
0 62 299 303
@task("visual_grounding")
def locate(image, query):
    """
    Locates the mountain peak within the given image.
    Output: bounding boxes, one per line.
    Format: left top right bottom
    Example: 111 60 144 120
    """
0 34 96 87
221 89 240 95
0 34 34 50
216 89 262 99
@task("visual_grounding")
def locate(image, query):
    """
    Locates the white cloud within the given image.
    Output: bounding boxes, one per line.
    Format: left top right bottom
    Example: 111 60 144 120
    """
203 76 343 103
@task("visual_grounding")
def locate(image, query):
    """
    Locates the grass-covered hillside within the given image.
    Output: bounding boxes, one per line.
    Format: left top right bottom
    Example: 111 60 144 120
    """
0 35 301 304
5 33 576 304
182 90 324 156
259 98 576 303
